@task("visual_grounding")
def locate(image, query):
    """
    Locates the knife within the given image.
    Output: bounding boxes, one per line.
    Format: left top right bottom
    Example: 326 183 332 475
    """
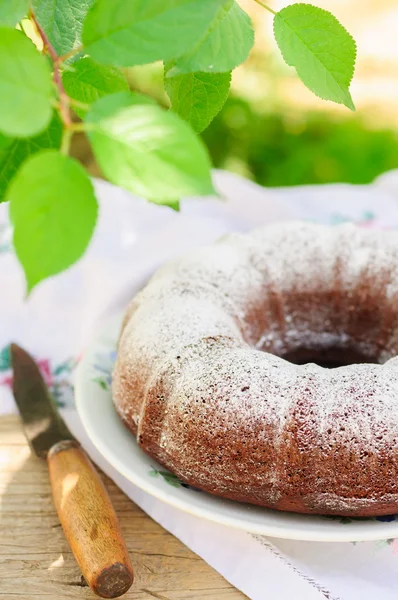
11 344 134 599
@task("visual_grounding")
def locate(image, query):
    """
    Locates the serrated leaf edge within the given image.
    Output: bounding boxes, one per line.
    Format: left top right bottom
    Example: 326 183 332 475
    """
170 1 254 75
273 3 357 111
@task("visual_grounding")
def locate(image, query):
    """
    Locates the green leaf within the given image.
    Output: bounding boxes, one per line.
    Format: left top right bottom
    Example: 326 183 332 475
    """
0 0 29 26
86 92 215 201
169 2 254 75
83 0 226 67
165 70 231 133
0 113 62 202
62 57 128 118
8 150 98 293
273 3 356 110
0 29 53 137
32 0 95 57
152 198 180 211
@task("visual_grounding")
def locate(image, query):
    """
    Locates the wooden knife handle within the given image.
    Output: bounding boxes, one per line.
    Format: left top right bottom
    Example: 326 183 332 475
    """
47 440 134 598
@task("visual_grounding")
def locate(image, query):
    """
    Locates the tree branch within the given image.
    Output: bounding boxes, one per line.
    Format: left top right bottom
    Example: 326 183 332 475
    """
29 9 72 128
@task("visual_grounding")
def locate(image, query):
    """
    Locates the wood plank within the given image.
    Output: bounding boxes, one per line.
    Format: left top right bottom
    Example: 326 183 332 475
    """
0 416 246 599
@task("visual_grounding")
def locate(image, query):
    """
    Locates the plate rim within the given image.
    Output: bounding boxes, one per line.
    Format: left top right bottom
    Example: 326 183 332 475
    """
75 311 398 543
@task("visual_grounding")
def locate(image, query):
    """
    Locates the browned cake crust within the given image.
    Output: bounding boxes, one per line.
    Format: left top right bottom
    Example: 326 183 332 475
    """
113 222 398 516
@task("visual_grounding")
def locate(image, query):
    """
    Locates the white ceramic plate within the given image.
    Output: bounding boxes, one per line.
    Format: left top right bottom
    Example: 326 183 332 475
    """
76 310 398 542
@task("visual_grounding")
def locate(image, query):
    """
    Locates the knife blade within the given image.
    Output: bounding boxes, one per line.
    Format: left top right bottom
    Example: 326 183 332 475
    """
11 344 134 599
11 344 73 458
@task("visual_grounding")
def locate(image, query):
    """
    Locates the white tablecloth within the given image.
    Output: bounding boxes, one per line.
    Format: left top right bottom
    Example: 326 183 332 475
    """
3 169 398 600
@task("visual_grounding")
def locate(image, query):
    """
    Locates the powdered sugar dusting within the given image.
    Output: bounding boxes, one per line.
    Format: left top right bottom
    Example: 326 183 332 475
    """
113 221 398 515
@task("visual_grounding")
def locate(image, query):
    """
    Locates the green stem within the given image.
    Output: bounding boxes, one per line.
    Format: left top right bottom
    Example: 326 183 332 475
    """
69 98 90 112
56 44 84 65
253 0 276 15
69 122 89 132
60 128 72 155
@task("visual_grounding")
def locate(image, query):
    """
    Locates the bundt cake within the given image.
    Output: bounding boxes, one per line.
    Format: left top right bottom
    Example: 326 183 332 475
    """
113 222 398 516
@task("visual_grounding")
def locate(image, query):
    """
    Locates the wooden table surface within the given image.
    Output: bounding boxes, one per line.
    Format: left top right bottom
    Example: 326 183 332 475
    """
0 415 247 600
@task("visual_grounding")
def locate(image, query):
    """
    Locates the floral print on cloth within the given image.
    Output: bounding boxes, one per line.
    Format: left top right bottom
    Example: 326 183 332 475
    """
0 343 77 408
92 349 117 391
330 210 394 229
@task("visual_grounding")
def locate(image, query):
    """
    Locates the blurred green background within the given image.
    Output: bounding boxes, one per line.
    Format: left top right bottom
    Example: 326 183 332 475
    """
202 97 398 187
75 0 398 189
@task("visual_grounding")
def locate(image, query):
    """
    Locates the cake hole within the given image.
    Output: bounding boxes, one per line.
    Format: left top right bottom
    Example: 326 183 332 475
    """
280 346 378 369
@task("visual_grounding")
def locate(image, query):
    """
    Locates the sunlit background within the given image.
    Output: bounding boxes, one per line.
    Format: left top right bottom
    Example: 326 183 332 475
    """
74 0 398 188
